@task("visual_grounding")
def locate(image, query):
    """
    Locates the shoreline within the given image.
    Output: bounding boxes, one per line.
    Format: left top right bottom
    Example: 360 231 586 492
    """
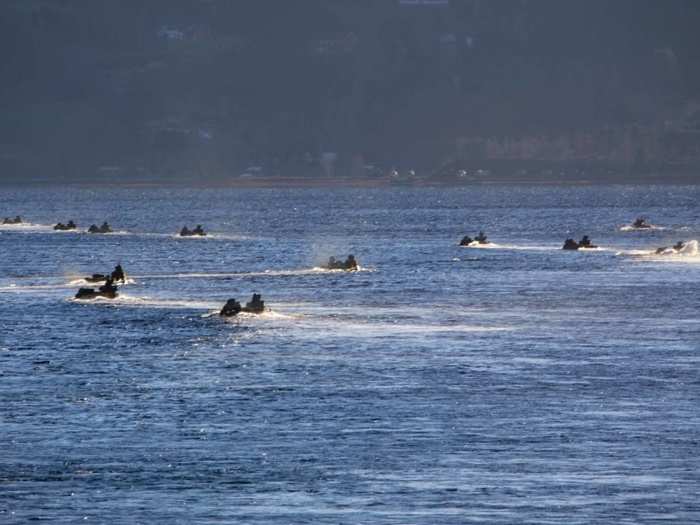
2 176 699 189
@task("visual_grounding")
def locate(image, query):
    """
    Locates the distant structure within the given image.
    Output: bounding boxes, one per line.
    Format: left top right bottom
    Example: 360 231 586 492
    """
157 26 185 40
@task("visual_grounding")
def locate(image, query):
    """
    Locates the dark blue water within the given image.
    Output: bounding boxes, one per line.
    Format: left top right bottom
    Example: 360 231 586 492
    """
1 185 699 523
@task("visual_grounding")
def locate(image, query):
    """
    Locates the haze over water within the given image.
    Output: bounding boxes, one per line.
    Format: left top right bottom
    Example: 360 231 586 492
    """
1 185 699 523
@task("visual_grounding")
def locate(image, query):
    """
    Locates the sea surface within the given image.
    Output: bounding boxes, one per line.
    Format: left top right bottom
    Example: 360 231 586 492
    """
1 185 699 524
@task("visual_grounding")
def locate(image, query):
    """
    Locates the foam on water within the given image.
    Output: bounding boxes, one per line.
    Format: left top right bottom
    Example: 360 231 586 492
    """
67 277 136 286
51 228 82 234
170 232 251 240
245 265 373 276
0 283 67 293
0 277 136 292
576 246 608 252
256 302 510 337
460 241 502 249
462 241 610 252
70 293 221 310
675 239 698 255
617 239 700 260
135 271 243 279
85 229 130 235
0 226 133 235
309 265 372 273
135 266 372 280
70 294 300 315
220 309 296 321
0 222 54 232
296 320 510 337
462 242 561 251
170 233 210 240
619 224 666 231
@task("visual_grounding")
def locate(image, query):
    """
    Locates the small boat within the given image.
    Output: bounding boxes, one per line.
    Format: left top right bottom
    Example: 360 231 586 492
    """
322 255 358 270
75 272 119 299
220 294 266 316
630 217 653 229
85 273 109 283
54 220 77 231
179 225 207 237
654 241 686 255
577 235 598 249
562 238 579 250
2 216 22 224
87 222 113 234
562 236 598 250
75 288 118 300
83 265 126 284
75 283 118 300
460 231 489 246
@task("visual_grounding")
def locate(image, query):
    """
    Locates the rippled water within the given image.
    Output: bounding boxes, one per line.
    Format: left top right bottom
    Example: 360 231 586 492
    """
1 185 699 523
